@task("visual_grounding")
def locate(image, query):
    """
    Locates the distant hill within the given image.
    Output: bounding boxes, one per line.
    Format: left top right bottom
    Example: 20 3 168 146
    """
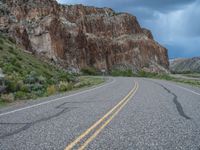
170 57 200 73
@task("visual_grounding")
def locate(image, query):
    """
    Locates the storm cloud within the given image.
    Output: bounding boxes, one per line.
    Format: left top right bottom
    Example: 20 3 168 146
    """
57 0 200 58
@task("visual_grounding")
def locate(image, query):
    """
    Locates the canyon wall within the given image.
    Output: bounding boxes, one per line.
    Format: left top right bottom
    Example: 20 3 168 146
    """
0 0 169 73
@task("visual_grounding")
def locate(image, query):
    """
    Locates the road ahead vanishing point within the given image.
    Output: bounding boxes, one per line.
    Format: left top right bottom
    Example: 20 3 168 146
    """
0 77 200 150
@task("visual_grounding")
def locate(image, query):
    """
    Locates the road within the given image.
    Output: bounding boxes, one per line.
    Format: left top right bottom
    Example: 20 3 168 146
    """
0 77 200 150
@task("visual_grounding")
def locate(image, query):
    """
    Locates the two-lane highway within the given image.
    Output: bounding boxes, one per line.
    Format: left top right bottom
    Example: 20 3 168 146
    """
0 77 200 150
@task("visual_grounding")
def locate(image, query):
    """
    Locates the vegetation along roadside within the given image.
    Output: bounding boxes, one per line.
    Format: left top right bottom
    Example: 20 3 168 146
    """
0 35 104 107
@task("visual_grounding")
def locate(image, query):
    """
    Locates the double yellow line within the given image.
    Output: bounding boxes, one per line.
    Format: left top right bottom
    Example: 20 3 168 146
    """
65 81 139 150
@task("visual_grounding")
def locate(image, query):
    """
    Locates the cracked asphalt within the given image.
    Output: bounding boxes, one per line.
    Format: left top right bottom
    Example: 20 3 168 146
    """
0 77 200 150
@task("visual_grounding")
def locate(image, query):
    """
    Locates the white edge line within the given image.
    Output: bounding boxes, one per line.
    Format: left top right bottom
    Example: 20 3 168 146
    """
0 78 115 117
172 84 200 96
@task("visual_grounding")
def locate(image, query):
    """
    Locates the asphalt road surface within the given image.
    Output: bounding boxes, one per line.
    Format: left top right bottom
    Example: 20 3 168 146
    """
0 77 200 150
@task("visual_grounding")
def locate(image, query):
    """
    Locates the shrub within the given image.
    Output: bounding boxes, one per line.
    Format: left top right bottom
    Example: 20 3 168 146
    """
57 72 71 82
111 69 133 77
0 38 4 44
6 79 18 92
1 93 15 102
4 64 16 73
27 83 44 92
138 70 158 77
24 71 38 84
47 85 56 96
81 67 98 75
58 81 73 92
33 89 46 97
15 91 27 100
37 75 46 84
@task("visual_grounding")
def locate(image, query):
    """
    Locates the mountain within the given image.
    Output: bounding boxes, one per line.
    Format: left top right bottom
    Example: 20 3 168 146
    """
0 0 169 73
170 57 200 73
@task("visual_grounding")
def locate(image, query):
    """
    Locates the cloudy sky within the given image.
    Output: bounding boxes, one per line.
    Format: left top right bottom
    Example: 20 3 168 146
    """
57 0 200 58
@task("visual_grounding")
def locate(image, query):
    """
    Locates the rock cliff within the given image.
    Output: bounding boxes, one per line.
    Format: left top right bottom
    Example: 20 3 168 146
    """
0 0 169 73
170 57 200 73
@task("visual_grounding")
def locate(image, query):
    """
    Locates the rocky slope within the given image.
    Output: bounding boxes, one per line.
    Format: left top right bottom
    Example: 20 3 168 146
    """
170 57 200 73
0 0 169 73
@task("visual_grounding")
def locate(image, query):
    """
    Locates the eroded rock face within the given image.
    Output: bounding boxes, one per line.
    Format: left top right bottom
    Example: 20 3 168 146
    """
0 0 169 73
170 57 200 73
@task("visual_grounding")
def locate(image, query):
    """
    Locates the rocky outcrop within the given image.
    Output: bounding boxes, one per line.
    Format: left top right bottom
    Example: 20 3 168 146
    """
170 57 200 73
0 0 169 73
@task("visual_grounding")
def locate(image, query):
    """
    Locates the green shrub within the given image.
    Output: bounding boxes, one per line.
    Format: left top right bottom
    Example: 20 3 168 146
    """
57 72 71 81
37 75 46 84
0 45 3 50
138 71 158 77
58 81 73 92
156 74 173 80
33 89 46 97
0 38 4 44
15 91 27 100
47 85 56 96
28 83 44 91
6 79 18 92
24 71 38 84
4 64 16 73
111 69 133 77
1 93 15 103
81 67 98 75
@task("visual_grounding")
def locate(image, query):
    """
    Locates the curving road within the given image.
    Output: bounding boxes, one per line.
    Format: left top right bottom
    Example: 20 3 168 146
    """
0 77 200 150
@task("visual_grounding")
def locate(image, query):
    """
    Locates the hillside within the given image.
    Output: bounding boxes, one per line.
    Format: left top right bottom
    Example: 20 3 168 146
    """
0 0 169 73
170 57 200 73
0 34 103 103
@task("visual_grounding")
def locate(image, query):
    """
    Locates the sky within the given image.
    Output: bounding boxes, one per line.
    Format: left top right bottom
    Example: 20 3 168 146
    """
57 0 200 58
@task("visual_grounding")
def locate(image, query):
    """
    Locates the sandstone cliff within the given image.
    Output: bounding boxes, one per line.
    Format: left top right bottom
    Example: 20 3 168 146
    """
0 0 169 73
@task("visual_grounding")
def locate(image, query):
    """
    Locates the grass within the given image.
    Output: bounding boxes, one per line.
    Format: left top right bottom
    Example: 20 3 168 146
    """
80 76 104 86
0 34 105 106
181 73 200 78
152 74 200 88
0 99 7 108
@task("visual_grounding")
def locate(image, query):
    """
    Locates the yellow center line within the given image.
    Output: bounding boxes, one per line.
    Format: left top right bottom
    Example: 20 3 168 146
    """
65 81 139 150
78 83 139 150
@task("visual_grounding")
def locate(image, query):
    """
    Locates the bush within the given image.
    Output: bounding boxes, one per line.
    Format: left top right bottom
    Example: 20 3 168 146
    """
58 81 73 92
33 89 46 97
15 91 27 100
47 85 56 96
81 67 98 75
0 38 4 44
29 83 44 91
24 71 38 84
1 93 15 103
37 75 46 84
6 79 18 92
138 70 158 77
57 72 71 82
111 69 133 77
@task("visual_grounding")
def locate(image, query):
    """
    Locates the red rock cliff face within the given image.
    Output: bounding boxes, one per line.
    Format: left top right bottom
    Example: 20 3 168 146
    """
0 0 169 73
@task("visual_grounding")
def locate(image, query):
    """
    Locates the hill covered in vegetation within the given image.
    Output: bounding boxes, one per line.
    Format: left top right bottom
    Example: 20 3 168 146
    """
0 34 103 104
